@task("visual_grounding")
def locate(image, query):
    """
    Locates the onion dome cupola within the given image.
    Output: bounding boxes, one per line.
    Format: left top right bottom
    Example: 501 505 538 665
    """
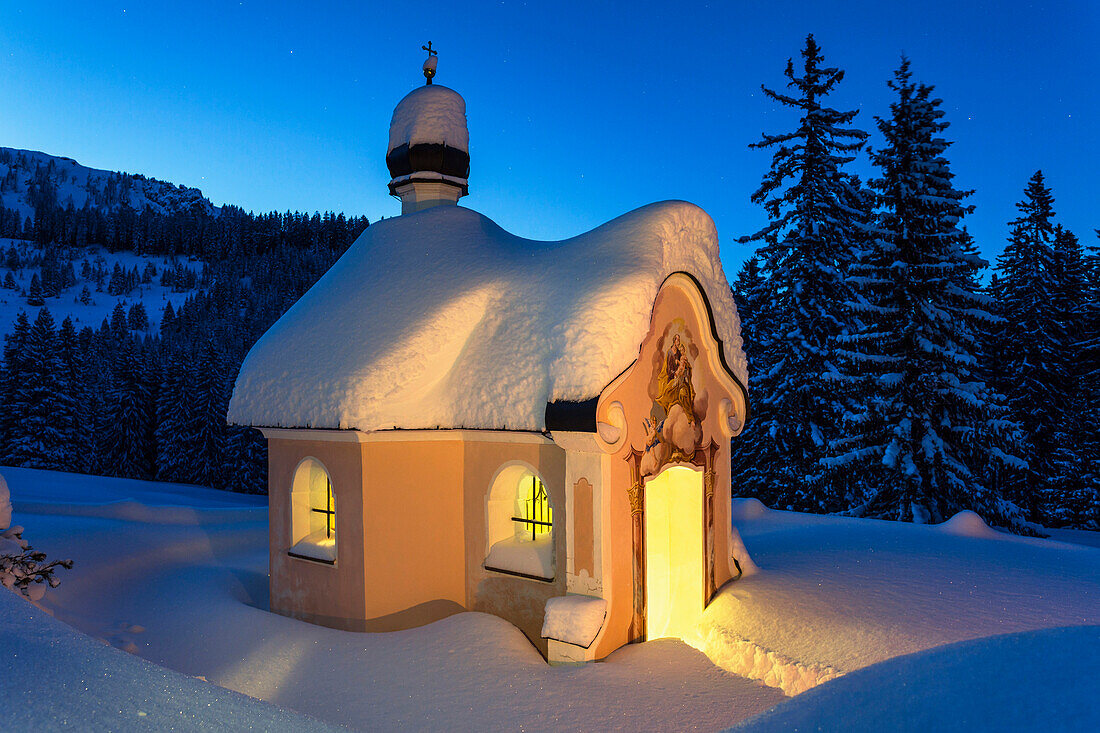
386 42 470 215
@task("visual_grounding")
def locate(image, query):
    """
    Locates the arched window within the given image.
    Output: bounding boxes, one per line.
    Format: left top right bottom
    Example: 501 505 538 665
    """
288 457 336 564
484 465 554 581
516 475 553 540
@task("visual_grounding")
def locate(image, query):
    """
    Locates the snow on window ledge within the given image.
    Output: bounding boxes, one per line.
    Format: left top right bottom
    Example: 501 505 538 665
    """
288 534 336 565
541 594 608 648
484 536 554 581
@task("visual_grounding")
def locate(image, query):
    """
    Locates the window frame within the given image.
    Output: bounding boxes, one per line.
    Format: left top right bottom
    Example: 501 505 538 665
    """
287 457 338 566
483 463 555 582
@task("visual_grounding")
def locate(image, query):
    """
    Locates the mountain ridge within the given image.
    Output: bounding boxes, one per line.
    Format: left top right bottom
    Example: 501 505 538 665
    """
0 146 219 223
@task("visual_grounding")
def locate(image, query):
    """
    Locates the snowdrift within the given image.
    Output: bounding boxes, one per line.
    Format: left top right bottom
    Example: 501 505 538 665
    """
3 468 1096 730
702 498 1100 696
0 586 337 731
732 625 1100 732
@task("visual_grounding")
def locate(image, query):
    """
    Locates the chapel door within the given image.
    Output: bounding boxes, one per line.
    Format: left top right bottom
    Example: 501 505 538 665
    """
643 466 704 641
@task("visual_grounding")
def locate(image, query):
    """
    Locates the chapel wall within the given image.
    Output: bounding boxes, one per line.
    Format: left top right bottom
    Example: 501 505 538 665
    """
267 435 367 630
462 436 567 656
357 438 468 629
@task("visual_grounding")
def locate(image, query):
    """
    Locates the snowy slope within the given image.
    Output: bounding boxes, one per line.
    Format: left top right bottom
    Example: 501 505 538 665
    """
733 626 1100 732
0 239 203 337
697 498 1100 695
3 466 1096 730
0 591 340 732
1 466 781 731
0 147 218 222
229 201 747 432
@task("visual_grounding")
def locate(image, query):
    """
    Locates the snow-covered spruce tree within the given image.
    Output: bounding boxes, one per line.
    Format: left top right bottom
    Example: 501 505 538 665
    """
154 351 191 483
109 301 129 338
191 339 229 489
2 308 76 471
1075 232 1100 527
26 272 44 306
100 337 157 480
730 256 772 492
128 301 149 332
830 60 1029 530
57 316 91 473
0 312 30 456
738 34 871 512
223 424 268 495
1045 225 1096 526
991 172 1070 523
731 256 768 375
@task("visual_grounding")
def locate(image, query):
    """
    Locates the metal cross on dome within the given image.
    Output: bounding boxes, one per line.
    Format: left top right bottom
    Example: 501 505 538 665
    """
421 41 438 84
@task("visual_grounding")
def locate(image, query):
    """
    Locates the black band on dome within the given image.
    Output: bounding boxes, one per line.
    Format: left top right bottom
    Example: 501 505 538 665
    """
387 143 470 180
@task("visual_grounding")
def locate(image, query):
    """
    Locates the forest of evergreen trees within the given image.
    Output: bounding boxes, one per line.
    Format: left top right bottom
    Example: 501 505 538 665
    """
731 36 1098 531
0 197 368 494
0 35 1095 531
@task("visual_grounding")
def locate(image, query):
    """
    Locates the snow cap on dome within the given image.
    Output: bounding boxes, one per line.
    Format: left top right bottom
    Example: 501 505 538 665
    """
387 85 469 155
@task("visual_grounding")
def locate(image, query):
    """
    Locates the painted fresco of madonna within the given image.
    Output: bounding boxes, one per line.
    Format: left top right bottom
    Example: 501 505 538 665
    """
640 323 705 477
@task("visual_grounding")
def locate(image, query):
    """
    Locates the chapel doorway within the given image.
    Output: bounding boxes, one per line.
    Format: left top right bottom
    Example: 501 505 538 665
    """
643 466 704 641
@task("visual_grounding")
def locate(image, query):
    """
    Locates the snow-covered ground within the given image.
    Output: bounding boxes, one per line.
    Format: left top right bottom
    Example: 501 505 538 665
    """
700 499 1100 697
0 467 782 731
732 625 1099 732
0 239 203 336
0 592 340 731
1 467 1097 731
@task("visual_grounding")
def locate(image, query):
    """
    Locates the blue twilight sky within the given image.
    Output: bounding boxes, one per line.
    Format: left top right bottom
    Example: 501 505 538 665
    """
1 2 1096 276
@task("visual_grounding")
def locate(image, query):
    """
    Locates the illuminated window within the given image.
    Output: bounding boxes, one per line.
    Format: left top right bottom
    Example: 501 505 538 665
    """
289 458 337 564
514 475 553 539
310 476 336 540
485 465 554 581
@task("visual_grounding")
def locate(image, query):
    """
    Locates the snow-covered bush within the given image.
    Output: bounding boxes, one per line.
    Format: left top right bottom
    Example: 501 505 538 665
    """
0 474 72 601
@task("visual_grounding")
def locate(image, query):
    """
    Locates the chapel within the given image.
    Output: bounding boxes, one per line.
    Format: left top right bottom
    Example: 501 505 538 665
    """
227 48 751 662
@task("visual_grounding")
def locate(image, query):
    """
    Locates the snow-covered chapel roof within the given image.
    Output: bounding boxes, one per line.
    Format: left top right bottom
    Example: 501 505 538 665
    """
228 201 746 432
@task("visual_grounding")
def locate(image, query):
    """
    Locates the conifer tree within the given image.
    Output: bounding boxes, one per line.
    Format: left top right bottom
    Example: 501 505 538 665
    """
110 302 129 338
992 171 1067 522
54 317 83 471
154 351 192 483
831 60 1028 530
0 312 31 455
160 301 176 336
26 273 44 306
738 34 871 511
223 425 267 494
191 340 229 488
1075 232 1100 527
731 256 767 374
100 338 156 479
1045 226 1094 525
107 263 125 295
128 302 149 332
4 308 72 470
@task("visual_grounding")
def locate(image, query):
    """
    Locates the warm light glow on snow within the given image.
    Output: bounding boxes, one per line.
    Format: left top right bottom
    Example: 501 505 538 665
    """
645 466 704 642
